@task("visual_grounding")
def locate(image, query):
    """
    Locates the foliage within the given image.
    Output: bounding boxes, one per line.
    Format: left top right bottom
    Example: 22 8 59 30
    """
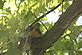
0 0 82 55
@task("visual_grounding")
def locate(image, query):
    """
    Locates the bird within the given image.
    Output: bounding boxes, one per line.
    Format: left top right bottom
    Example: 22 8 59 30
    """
17 23 42 55
26 24 42 38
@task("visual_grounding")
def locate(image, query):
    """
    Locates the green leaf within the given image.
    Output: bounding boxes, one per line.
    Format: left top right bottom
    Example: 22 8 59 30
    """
41 17 47 21
0 0 5 9
76 51 82 55
64 1 70 9
68 50 75 55
6 45 22 55
78 41 82 48
20 0 25 2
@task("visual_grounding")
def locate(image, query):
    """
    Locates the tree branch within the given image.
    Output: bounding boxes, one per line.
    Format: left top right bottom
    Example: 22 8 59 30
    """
30 0 82 55
29 2 62 27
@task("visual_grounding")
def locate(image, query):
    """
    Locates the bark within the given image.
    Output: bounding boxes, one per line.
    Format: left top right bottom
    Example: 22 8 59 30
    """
30 0 82 55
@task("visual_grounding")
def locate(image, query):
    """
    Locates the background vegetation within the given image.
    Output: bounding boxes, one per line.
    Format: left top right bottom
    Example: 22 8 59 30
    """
0 0 82 55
